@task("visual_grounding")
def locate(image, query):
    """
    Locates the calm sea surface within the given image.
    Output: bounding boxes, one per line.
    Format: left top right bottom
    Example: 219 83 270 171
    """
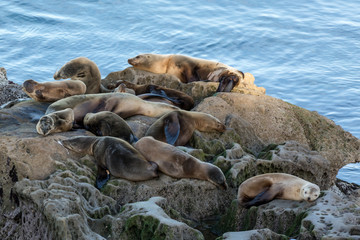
0 0 359 184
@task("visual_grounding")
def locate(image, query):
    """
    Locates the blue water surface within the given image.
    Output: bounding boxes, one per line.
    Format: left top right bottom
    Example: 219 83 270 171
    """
0 0 359 183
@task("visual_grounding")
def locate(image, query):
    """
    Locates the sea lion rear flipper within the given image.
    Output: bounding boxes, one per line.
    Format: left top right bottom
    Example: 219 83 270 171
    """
95 168 110 190
243 188 278 208
164 115 180 145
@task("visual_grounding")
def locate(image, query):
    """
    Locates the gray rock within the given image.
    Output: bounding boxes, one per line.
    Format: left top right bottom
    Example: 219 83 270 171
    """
221 228 287 240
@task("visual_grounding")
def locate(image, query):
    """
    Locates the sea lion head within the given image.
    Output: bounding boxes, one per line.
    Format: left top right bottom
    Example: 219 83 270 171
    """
60 136 98 155
36 108 74 136
300 183 320 201
128 54 152 67
207 164 228 190
53 57 101 94
195 113 226 133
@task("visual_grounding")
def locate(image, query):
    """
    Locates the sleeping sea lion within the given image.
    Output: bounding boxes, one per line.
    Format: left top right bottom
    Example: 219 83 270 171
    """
53 57 111 94
36 108 74 136
22 79 86 102
83 111 138 144
145 110 226 146
128 53 245 92
134 136 227 189
237 173 321 208
114 80 194 110
37 92 178 136
61 136 158 189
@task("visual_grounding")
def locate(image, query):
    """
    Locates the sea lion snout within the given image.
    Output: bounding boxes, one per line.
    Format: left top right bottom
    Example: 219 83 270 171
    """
23 79 37 93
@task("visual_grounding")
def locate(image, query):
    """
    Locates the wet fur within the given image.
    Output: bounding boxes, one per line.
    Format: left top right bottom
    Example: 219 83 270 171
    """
61 136 158 188
83 111 137 144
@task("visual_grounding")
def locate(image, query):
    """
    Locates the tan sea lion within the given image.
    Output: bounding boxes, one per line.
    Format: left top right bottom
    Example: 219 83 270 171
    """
83 111 138 144
145 110 226 146
237 173 321 208
53 57 110 94
37 92 178 135
128 53 245 92
61 136 158 189
114 80 194 110
36 108 74 136
22 79 86 102
134 136 228 189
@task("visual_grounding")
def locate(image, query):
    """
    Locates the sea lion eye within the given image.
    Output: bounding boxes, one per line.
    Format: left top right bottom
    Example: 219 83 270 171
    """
304 191 307 194
77 72 85 78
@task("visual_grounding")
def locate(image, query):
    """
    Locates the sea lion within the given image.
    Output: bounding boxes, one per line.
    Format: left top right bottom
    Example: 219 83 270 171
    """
83 111 138 144
53 57 110 94
22 79 86 102
114 80 194 110
36 108 74 136
37 92 178 135
128 54 245 92
145 110 226 146
61 136 158 189
134 136 228 189
237 173 321 208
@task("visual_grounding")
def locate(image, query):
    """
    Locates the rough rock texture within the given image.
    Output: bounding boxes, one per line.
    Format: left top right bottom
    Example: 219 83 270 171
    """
220 141 332 189
220 228 287 240
194 93 360 174
0 69 359 240
0 68 28 106
101 67 266 104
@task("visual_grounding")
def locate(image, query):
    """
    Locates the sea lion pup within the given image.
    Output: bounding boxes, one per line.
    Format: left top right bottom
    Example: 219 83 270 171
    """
114 80 194 110
36 108 74 136
145 110 226 146
61 136 158 189
128 53 245 92
22 79 86 102
83 111 138 144
53 57 111 94
37 92 178 135
237 173 321 208
135 136 228 189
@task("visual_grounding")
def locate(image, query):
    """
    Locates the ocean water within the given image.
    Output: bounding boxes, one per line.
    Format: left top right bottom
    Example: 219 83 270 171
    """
0 0 359 184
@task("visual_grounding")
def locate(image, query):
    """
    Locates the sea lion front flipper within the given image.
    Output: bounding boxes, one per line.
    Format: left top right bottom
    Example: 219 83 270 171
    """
216 75 239 92
243 187 278 208
164 115 180 145
95 168 110 189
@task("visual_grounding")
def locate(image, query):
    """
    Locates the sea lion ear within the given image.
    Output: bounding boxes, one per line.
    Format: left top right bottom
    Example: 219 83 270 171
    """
164 114 180 145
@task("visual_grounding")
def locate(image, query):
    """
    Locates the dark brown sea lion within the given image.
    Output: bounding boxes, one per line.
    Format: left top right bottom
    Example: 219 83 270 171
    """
37 92 178 136
61 136 158 189
237 173 321 208
145 110 226 146
128 53 245 92
134 136 227 189
22 79 86 102
83 111 138 144
53 57 111 94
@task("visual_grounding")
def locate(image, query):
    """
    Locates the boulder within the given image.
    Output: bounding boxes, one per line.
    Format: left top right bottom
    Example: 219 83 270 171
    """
194 93 360 174
0 67 28 106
